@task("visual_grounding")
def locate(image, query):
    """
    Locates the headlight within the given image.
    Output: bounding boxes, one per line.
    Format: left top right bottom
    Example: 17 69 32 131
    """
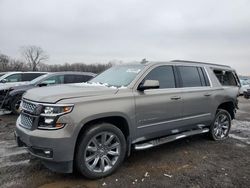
43 106 73 115
38 104 74 130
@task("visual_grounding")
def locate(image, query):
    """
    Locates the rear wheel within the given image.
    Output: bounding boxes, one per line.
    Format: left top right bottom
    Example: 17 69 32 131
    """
75 123 126 179
11 95 22 115
210 109 231 141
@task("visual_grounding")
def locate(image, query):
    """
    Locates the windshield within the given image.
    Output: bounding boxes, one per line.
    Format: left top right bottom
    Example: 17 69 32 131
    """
30 74 49 84
89 65 145 87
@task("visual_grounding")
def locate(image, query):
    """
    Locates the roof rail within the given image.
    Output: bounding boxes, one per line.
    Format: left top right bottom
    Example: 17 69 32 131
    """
171 60 231 68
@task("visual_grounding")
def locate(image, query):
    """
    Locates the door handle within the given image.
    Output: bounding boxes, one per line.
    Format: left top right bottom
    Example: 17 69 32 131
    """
204 93 212 97
171 96 181 100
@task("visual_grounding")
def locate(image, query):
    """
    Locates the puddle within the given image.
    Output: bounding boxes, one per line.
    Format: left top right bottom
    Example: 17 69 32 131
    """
230 120 250 145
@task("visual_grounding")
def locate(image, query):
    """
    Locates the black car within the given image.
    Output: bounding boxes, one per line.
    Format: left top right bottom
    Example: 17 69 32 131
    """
0 72 96 114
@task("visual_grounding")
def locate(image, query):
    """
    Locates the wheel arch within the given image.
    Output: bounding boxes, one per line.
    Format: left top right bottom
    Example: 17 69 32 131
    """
74 113 132 160
217 100 236 119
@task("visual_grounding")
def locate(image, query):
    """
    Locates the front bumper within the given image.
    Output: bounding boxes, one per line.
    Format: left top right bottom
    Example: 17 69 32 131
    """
15 116 75 173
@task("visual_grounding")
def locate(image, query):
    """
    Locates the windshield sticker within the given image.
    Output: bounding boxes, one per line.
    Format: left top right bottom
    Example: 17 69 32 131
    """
126 69 141 74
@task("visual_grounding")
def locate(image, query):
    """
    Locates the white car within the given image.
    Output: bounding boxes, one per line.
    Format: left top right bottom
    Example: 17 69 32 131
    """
239 79 250 95
0 72 46 89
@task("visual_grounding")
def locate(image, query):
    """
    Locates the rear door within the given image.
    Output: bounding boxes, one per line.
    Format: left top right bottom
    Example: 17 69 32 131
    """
176 66 213 128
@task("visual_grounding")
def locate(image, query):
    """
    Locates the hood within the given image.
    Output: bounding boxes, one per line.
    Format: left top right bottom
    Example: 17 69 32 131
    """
23 84 118 103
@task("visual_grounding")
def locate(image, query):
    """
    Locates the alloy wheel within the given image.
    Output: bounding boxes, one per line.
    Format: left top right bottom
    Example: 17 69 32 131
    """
213 114 230 139
84 131 121 173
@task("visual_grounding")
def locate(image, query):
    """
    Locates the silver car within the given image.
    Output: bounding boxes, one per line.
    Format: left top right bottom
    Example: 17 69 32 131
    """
15 60 240 179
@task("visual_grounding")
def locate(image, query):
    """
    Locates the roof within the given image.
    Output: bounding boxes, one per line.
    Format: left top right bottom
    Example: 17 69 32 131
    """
46 71 96 76
170 60 231 68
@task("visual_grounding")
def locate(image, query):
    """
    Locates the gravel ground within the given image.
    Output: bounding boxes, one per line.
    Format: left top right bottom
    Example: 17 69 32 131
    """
0 97 249 188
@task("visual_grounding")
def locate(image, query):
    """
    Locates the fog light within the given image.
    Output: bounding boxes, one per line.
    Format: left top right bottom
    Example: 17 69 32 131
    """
44 150 51 155
44 118 54 124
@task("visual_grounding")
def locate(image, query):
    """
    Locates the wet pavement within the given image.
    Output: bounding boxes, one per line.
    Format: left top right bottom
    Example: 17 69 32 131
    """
0 97 249 188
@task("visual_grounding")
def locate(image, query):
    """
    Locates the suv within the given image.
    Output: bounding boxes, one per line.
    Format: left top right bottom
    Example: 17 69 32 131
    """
15 61 240 179
0 72 96 114
0 72 46 85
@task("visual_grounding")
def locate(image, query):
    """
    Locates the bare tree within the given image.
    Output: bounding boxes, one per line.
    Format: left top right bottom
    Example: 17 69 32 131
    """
0 53 9 71
21 45 49 71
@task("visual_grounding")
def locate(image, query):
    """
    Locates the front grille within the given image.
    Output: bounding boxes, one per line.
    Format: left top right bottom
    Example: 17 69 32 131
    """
20 113 33 129
22 100 37 113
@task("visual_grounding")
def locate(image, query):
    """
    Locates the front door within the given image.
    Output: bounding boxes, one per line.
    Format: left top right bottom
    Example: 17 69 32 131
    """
134 65 184 141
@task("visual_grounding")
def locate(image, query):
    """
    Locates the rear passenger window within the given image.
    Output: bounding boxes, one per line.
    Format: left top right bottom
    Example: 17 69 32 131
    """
143 66 176 89
213 70 237 86
178 66 203 87
22 73 44 81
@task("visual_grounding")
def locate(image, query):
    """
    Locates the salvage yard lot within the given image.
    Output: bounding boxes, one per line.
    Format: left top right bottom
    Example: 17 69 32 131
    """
0 97 250 188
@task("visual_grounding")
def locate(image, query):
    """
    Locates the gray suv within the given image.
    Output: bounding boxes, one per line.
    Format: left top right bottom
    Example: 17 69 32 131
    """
15 60 240 179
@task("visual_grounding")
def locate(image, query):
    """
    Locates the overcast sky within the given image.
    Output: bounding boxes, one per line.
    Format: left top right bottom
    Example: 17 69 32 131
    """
0 0 250 75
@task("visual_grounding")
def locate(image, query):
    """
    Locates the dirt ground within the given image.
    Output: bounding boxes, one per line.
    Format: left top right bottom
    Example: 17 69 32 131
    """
0 97 249 188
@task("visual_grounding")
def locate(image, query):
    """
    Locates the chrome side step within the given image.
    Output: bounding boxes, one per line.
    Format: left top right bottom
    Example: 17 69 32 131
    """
134 128 209 150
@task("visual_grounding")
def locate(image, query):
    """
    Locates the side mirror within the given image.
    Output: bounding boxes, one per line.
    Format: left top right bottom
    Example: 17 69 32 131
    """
0 79 7 83
138 80 160 91
37 83 47 87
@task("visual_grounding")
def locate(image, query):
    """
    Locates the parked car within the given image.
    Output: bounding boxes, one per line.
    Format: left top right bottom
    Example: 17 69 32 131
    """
239 79 250 95
0 72 46 88
243 89 250 99
0 72 96 114
15 61 240 179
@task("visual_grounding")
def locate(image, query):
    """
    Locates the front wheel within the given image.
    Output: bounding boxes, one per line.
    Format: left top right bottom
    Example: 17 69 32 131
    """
209 109 231 141
75 123 126 179
11 95 22 115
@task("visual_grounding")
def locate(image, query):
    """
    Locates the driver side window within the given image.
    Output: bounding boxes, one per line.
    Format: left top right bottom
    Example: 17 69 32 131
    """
143 66 176 89
41 75 64 85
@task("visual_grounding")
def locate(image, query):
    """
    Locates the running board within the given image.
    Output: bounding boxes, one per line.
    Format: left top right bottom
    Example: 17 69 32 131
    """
134 128 209 150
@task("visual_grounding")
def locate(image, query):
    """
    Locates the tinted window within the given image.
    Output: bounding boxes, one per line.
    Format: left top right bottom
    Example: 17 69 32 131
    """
22 73 45 81
64 75 92 84
143 66 176 89
178 66 202 87
214 70 237 86
197 68 207 86
5 74 22 82
41 75 64 85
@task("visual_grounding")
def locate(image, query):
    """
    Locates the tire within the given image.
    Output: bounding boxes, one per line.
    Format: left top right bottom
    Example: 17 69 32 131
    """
75 123 126 179
209 109 231 141
11 95 22 115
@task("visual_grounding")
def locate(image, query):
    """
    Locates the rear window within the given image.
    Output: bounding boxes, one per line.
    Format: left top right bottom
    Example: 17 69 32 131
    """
178 66 209 87
213 70 237 86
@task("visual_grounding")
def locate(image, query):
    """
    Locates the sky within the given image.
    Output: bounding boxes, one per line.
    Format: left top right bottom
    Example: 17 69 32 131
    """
0 0 250 75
